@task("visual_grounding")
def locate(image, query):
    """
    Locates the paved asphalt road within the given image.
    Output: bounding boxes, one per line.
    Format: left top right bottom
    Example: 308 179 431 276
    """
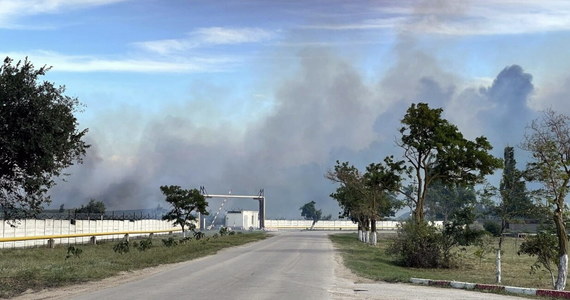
70 231 523 300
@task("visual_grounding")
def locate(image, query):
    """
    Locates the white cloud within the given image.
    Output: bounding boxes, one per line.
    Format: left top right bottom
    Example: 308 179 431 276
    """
135 39 192 56
135 27 275 55
307 0 570 36
0 0 127 28
194 27 274 44
0 50 237 73
301 17 407 31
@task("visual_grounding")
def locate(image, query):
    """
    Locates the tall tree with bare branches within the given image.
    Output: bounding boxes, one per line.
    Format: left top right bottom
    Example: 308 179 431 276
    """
522 109 570 290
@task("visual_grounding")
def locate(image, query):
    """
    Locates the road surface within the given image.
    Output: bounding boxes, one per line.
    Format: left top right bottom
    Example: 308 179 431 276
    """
21 231 524 299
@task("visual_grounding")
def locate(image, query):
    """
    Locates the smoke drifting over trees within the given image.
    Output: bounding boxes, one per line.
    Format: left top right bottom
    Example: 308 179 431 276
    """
48 2 544 218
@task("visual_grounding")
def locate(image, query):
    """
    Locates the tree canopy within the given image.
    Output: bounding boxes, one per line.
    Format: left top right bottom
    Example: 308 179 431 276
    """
397 102 502 223
0 57 88 219
161 185 208 236
300 200 322 229
498 147 534 219
327 157 403 241
425 181 477 222
76 199 106 214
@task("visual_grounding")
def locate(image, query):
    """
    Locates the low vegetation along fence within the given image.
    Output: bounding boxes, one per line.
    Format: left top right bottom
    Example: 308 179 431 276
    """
0 219 179 249
265 220 393 230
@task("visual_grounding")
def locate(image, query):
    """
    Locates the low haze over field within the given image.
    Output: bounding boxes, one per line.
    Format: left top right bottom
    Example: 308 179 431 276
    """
3 0 570 218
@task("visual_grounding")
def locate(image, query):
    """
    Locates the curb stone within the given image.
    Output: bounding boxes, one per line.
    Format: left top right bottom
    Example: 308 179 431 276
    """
410 278 570 298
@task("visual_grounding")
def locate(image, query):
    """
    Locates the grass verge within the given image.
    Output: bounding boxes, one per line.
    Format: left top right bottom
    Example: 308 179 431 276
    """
330 233 554 290
0 232 267 298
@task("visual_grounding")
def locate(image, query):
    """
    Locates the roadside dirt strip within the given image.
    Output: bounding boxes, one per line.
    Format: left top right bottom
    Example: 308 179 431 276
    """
410 278 570 299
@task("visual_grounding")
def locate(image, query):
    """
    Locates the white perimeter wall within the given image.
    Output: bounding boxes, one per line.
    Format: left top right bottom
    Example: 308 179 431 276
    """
265 220 400 230
0 219 178 249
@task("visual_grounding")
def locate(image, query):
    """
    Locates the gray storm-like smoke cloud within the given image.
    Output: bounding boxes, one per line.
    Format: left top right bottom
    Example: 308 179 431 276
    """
49 1 540 218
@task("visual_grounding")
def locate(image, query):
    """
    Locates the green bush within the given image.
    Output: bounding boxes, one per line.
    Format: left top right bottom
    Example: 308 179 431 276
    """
162 237 178 247
113 240 130 254
136 238 152 251
387 221 443 268
193 231 205 240
219 227 229 236
483 221 502 237
229 231 236 236
179 237 192 244
473 233 494 265
65 246 83 259
518 232 558 282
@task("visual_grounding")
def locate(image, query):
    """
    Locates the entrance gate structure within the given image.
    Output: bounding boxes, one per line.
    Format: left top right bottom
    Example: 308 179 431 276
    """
199 187 265 229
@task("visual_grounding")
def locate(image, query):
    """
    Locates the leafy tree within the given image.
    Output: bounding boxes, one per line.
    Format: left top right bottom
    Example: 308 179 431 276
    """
76 199 105 214
363 158 405 245
0 57 88 219
397 103 502 223
300 201 322 230
474 234 495 267
500 147 534 220
425 181 477 222
522 109 570 290
483 221 501 237
489 146 534 283
327 158 403 245
160 185 208 237
518 232 558 288
327 161 368 241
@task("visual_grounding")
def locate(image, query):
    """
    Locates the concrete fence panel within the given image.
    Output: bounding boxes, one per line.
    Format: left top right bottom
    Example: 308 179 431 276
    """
0 219 179 249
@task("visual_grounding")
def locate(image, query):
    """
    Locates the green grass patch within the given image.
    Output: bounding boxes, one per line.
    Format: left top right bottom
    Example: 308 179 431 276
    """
0 232 267 298
330 233 554 289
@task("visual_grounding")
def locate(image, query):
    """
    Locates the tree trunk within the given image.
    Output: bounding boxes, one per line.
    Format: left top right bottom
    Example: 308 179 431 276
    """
554 209 568 290
413 198 424 223
358 223 363 242
310 220 316 230
370 219 377 246
556 254 568 290
364 219 370 243
413 164 427 224
496 222 505 284
495 249 501 284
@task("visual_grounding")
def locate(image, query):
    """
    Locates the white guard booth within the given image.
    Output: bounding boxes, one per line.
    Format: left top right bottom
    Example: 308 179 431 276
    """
225 210 259 230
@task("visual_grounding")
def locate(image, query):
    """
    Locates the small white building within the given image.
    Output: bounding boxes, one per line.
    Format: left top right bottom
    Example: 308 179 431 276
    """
225 210 259 230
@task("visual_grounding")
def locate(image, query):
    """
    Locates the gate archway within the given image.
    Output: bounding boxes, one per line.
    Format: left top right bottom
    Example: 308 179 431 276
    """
199 187 265 229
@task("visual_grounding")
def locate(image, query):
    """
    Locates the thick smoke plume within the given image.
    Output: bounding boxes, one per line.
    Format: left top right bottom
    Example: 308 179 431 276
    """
49 1 542 218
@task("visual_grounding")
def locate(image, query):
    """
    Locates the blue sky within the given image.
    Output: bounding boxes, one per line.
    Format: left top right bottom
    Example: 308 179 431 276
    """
2 0 570 218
